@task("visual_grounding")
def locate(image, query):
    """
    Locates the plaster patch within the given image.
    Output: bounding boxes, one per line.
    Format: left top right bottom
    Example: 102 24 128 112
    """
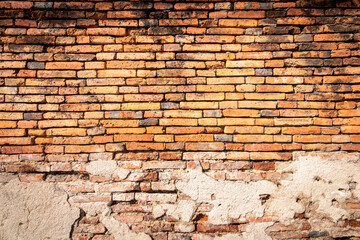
102 214 152 240
74 202 109 217
269 152 360 222
0 179 80 240
214 222 273 240
175 165 276 224
170 152 360 225
154 200 197 222
86 160 129 179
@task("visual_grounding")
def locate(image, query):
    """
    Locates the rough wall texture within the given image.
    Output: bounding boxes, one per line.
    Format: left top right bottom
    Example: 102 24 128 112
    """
0 0 360 239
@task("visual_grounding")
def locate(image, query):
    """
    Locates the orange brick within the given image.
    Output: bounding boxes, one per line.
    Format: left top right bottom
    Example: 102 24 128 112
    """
183 44 221 52
114 134 153 142
226 60 264 68
277 17 315 25
234 135 273 143
250 152 292 160
228 10 265 18
174 3 214 10
159 19 198 26
107 11 146 18
65 145 105 153
0 129 26 136
106 60 145 69
217 69 255 76
245 93 285 100
46 128 86 136
256 85 293 92
294 135 332 143
19 173 45 182
122 102 160 110
175 134 213 142
87 27 126 36
218 118 255 126
185 142 224 151
0 137 31 145
282 127 321 134
274 118 313 126
180 102 218 109
314 33 353 42
223 109 260 117
280 109 318 117
37 70 76 78
46 62 84 70
154 135 174 142
219 19 257 27
245 144 283 151
98 69 136 77
65 45 102 53
126 142 164 151
2 145 43 154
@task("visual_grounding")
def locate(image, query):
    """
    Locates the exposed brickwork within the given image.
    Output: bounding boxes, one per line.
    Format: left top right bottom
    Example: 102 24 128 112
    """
1 0 360 239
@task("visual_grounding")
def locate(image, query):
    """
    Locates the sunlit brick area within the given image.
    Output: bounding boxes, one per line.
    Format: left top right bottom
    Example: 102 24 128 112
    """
0 0 360 239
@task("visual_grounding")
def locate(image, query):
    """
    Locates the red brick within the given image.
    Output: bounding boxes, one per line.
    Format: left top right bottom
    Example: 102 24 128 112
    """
99 182 139 193
294 135 332 143
87 28 126 36
253 162 275 170
19 174 45 182
250 152 292 160
65 145 105 153
234 135 273 143
185 142 224 151
219 19 258 27
0 1 33 9
107 11 146 19
126 142 164 151
245 144 282 151
2 146 43 154
174 3 214 10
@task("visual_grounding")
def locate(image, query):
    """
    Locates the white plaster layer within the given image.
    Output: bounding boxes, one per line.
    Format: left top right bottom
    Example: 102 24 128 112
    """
154 200 197 222
269 152 360 222
214 222 273 240
86 160 130 179
161 152 360 226
86 160 117 178
102 214 152 240
0 180 80 240
175 164 276 224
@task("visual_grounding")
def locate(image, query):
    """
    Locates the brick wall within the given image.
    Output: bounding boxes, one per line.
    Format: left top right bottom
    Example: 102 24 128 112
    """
1 0 360 239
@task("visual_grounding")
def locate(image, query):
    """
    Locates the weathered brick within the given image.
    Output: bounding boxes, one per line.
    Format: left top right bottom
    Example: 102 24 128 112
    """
219 19 258 27
2 146 43 154
126 142 164 151
107 11 146 19
234 135 273 143
87 28 126 36
226 60 264 68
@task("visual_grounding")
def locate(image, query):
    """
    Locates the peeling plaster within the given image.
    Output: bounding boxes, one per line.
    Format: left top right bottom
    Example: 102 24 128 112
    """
175 165 276 224
269 152 360 222
101 211 152 240
2 152 359 239
0 179 80 240
176 164 276 224
156 152 360 226
86 160 130 179
74 202 109 217
214 222 273 240
153 200 197 222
